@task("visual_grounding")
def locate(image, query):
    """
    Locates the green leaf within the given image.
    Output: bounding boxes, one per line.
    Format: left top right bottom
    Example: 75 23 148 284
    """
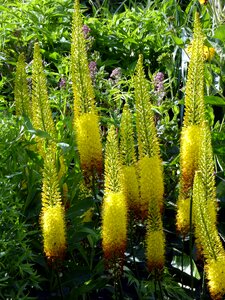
213 25 225 42
172 35 184 46
204 96 225 106
171 253 201 280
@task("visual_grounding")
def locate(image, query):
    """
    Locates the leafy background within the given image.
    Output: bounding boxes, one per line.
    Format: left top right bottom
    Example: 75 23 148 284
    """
0 0 225 299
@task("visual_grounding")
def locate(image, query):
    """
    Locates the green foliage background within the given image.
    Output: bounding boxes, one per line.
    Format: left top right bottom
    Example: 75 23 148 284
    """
0 0 225 299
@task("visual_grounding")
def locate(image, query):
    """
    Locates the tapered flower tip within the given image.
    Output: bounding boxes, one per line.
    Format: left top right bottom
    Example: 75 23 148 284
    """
206 256 225 300
41 204 66 260
180 125 202 193
139 155 164 218
146 229 165 272
176 198 191 235
102 192 127 260
75 112 102 177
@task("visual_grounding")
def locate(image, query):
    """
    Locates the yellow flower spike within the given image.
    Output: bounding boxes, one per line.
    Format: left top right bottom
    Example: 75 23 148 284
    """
197 123 218 223
14 53 30 117
41 203 66 260
193 172 224 261
183 13 205 127
121 165 139 212
134 54 160 159
139 156 164 219
120 104 139 212
102 126 128 261
102 192 127 260
104 125 123 194
32 43 57 157
41 145 67 260
71 0 95 117
146 228 165 272
75 112 103 178
206 256 225 300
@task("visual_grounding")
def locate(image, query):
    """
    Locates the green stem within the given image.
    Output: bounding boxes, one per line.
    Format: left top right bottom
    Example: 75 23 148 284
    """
189 194 194 298
157 276 164 300
56 264 64 300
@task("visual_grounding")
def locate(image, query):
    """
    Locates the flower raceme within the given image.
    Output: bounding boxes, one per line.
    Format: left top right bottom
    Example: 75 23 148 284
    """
193 171 225 299
177 13 206 235
40 147 67 260
71 0 103 179
119 104 139 213
102 126 128 262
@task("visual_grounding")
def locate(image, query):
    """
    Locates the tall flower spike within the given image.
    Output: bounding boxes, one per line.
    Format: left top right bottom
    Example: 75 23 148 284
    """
134 54 160 159
32 43 57 156
193 171 225 299
134 55 165 271
183 12 205 127
71 0 95 117
177 13 206 235
120 104 139 212
14 53 30 117
102 126 127 261
40 145 66 260
134 54 164 218
71 0 102 179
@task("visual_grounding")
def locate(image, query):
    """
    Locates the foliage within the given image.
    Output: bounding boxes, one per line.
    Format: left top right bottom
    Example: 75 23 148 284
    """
0 0 225 299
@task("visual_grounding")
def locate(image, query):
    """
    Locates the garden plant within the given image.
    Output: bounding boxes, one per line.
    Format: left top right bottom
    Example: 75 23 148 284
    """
0 0 225 299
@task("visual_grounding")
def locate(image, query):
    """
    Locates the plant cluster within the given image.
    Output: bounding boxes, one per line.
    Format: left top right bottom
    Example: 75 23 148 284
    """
1 0 225 299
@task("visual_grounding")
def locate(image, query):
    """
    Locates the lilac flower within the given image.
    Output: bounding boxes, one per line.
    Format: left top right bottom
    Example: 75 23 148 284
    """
82 25 91 39
110 67 122 80
153 72 165 105
89 61 97 81
59 77 66 89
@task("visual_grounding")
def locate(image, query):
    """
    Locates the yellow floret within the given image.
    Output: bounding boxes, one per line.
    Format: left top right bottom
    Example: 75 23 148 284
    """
206 256 225 300
102 192 127 260
180 125 202 193
121 165 140 212
146 229 165 272
41 204 66 259
176 197 191 235
139 156 164 218
75 112 102 177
